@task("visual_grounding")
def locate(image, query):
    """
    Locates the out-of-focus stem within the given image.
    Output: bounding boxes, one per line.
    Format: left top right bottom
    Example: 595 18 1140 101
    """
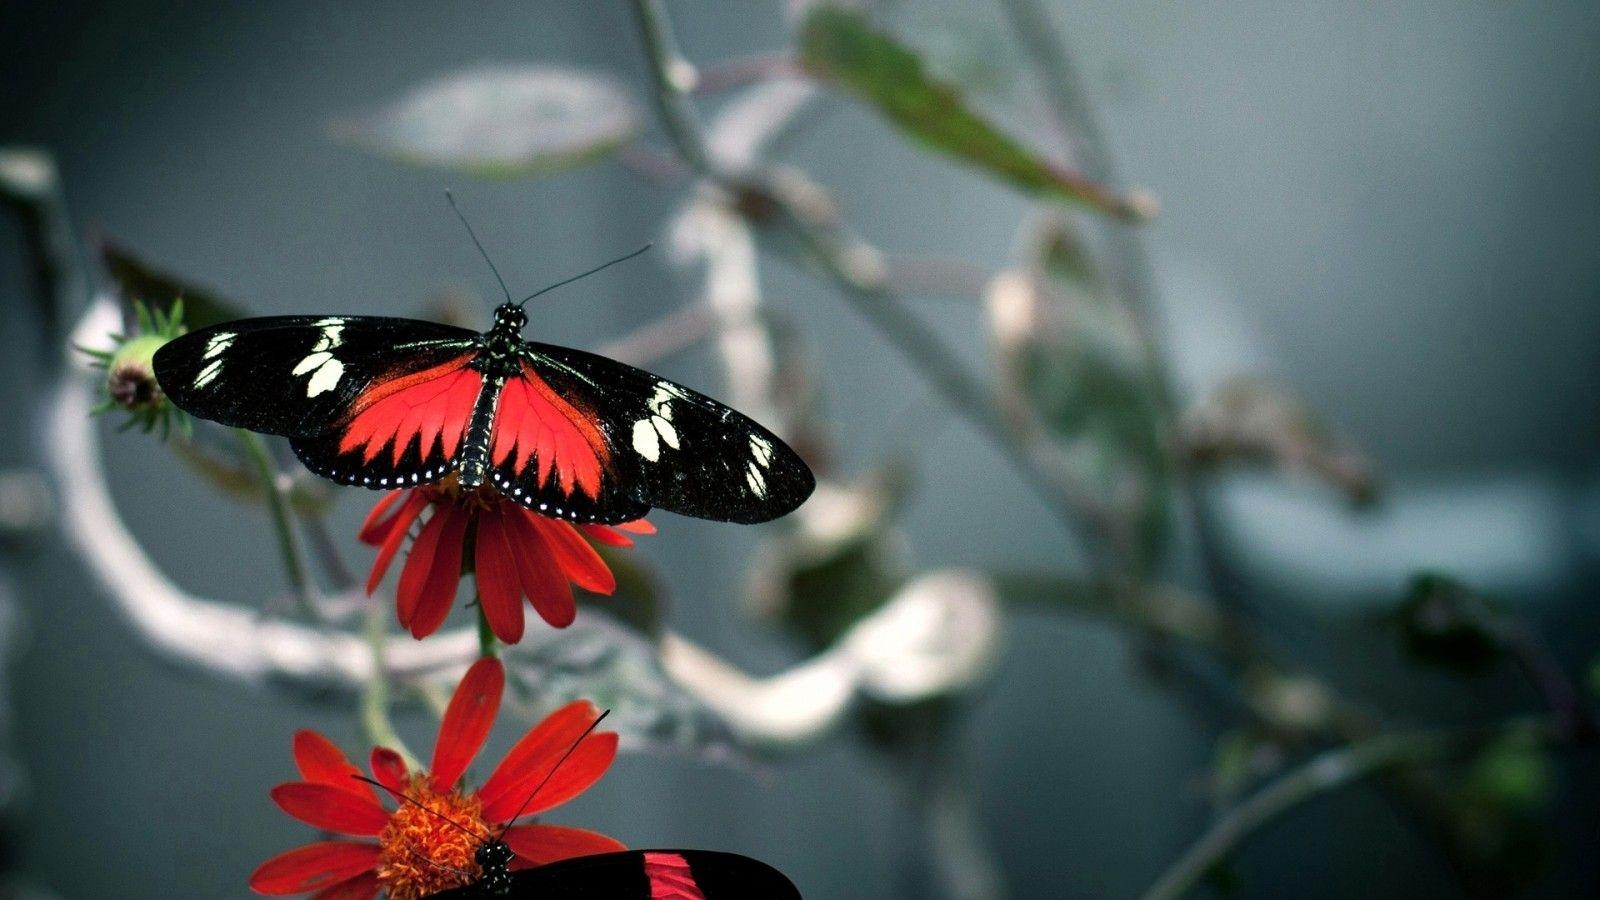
630 0 713 173
361 600 419 769
475 601 497 660
1141 717 1564 900
627 0 1123 577
237 429 318 621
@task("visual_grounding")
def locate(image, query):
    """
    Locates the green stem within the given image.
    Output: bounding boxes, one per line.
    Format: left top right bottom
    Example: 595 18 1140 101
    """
361 600 420 769
1140 718 1564 900
476 599 498 659
236 429 317 620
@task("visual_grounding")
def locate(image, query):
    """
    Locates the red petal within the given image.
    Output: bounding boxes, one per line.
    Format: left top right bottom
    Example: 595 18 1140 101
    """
429 657 504 792
249 842 379 895
270 782 391 836
357 490 404 545
617 519 655 535
399 506 469 639
292 730 374 801
578 524 633 548
503 824 627 867
369 747 408 796
478 701 616 823
309 871 380 900
474 509 527 644
532 517 615 594
506 510 576 628
367 491 431 595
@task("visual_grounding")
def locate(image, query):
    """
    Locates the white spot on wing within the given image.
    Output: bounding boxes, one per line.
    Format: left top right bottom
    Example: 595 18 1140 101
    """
293 351 332 375
294 350 344 396
194 358 223 388
203 332 235 359
746 461 768 497
750 434 773 467
632 418 661 462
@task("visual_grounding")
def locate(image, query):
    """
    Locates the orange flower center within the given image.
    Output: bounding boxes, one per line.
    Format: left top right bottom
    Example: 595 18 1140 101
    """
376 774 491 900
423 472 503 513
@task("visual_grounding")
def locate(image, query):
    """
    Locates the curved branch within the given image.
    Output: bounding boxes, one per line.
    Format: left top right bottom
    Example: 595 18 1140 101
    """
1141 718 1564 900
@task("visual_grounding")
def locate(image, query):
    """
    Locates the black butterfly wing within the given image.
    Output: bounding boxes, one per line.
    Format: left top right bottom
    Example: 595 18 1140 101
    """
431 850 803 899
488 342 813 525
154 316 480 437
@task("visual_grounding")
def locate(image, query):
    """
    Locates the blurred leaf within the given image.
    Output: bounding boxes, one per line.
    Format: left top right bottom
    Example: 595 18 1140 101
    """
1396 572 1505 674
592 544 664 638
987 221 1171 566
169 431 331 515
499 620 743 763
798 7 1150 219
748 468 909 652
98 237 247 329
1184 376 1377 505
1465 734 1553 812
336 65 639 178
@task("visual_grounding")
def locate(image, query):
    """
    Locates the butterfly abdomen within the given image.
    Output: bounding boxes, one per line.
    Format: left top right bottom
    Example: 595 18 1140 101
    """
457 373 506 489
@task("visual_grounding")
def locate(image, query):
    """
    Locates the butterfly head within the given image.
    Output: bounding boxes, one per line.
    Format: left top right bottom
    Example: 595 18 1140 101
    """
475 838 514 871
491 303 528 338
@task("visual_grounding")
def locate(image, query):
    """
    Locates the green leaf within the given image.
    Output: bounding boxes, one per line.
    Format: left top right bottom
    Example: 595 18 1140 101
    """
987 221 1171 566
98 237 248 329
799 7 1149 219
592 543 664 638
335 65 640 178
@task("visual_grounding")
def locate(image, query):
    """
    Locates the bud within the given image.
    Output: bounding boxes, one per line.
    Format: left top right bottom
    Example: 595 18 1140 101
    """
79 300 189 438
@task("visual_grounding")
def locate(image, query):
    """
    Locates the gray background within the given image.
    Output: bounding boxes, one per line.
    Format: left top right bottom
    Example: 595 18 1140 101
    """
3 1 1598 897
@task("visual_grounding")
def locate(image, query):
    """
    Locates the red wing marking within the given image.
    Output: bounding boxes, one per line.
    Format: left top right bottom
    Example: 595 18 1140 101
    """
644 852 707 900
337 355 481 464
490 362 612 500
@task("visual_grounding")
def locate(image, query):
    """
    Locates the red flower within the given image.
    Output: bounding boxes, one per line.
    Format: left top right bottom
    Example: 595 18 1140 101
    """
250 658 622 899
360 474 653 642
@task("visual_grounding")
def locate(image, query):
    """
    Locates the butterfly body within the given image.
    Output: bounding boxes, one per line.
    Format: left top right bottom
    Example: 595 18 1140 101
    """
154 302 813 524
432 845 802 899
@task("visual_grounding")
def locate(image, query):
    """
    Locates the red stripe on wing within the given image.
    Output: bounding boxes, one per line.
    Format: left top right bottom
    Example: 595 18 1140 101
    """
490 362 612 501
336 355 481 465
644 852 707 900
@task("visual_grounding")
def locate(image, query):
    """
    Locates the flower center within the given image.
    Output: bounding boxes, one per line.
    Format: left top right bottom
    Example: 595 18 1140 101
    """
422 472 503 513
376 774 491 900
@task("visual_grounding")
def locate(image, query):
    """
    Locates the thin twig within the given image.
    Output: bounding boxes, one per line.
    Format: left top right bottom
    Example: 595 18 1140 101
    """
237 429 319 621
1141 718 1566 900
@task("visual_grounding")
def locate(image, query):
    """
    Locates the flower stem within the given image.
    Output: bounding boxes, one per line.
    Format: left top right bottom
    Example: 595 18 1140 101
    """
236 429 317 620
475 599 497 660
362 599 420 769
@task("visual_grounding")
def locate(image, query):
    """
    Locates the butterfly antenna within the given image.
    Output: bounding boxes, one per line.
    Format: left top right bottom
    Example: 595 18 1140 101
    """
516 246 651 308
495 709 612 836
352 774 493 843
445 190 513 304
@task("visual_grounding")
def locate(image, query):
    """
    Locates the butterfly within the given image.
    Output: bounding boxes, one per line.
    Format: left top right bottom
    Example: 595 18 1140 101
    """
151 221 813 526
428 846 802 899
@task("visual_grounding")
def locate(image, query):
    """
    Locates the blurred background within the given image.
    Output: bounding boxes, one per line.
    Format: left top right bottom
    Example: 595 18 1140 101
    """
2 1 1598 897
